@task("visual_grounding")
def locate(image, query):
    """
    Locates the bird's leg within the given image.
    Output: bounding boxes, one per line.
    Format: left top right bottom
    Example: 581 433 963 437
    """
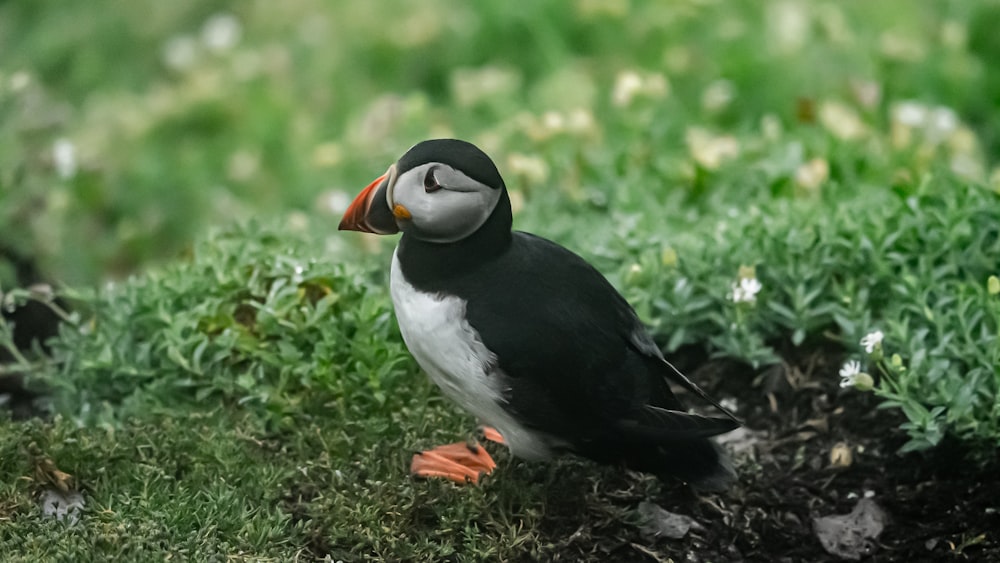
410 442 496 484
478 425 506 445
409 427 505 485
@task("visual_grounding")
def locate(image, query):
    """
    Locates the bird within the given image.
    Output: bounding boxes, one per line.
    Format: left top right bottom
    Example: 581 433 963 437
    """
338 139 740 491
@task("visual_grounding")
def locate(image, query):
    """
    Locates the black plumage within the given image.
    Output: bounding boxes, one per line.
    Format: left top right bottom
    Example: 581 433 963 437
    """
392 140 739 489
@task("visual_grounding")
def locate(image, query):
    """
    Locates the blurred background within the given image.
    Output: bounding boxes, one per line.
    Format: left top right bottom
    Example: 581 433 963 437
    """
2 0 998 287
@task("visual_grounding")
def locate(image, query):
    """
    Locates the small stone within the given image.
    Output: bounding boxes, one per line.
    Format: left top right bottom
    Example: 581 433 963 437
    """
813 498 887 560
635 501 704 540
829 442 853 468
40 488 85 525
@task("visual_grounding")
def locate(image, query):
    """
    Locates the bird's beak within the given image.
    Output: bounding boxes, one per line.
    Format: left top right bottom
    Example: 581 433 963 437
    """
338 165 400 234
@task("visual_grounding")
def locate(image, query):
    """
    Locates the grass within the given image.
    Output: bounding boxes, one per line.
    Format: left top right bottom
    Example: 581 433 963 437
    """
2 0 1000 559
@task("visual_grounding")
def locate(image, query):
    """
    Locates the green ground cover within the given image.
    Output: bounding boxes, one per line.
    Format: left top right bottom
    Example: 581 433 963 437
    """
1 0 998 559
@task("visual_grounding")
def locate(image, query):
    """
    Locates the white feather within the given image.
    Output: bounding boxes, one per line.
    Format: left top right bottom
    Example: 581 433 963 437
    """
390 250 557 460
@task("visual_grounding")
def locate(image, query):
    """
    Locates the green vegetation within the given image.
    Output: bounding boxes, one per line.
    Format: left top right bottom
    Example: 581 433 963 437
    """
1 0 999 559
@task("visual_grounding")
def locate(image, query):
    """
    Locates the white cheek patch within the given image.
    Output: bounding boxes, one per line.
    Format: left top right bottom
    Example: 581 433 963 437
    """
393 166 501 243
413 189 498 242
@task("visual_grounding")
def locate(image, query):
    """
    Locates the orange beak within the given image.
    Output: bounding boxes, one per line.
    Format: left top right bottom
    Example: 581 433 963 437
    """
338 171 400 234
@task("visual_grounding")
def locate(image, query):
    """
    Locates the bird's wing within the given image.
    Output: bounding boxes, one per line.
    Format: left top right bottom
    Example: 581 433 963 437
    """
462 232 739 443
627 327 741 426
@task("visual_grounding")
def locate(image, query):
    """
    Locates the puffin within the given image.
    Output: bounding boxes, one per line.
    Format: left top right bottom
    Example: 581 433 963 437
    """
338 139 740 491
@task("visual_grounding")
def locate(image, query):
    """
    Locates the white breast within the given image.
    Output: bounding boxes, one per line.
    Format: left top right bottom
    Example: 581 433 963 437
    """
389 250 555 460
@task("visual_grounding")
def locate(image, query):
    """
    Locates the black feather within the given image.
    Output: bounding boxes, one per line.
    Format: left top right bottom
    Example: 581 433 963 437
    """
393 139 739 487
397 139 506 191
398 230 739 485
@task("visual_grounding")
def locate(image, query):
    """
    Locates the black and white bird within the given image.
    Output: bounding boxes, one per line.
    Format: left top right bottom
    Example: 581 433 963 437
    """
339 139 740 490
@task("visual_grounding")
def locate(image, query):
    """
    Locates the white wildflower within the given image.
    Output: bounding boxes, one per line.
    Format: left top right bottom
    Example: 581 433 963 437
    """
761 114 783 141
316 190 351 216
450 66 522 108
612 71 643 107
767 0 810 53
926 106 958 143
565 108 596 136
9 71 30 92
794 157 830 190
643 73 669 98
507 153 550 184
686 127 740 170
163 35 199 71
892 101 929 127
702 79 736 113
860 330 884 353
849 79 881 110
541 111 565 133
287 211 309 232
819 101 868 141
839 360 861 388
201 13 242 53
612 70 669 108
52 138 77 179
950 153 983 181
729 277 762 304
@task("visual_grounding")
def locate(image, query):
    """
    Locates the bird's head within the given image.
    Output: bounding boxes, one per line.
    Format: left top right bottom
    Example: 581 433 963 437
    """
338 139 509 244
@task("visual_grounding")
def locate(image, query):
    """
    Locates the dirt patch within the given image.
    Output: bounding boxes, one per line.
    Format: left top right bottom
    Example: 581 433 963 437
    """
522 348 1000 562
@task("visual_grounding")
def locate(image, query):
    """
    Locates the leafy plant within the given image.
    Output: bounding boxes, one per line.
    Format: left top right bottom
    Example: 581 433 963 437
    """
31 222 415 428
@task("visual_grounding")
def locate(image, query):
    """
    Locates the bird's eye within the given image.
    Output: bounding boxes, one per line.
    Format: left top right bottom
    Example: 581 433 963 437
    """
424 169 441 193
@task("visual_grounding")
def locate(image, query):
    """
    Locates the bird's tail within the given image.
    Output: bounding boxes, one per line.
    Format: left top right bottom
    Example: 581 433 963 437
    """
683 440 736 492
628 438 735 492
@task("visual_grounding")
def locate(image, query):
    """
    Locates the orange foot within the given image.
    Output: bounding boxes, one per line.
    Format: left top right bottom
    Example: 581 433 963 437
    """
479 425 505 445
410 427 505 485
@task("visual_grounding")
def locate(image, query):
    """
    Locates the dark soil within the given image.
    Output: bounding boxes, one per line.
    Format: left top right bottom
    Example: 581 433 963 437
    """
517 345 1000 562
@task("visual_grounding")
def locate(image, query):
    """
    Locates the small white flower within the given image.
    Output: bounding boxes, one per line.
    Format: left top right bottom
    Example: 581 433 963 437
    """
507 153 550 184
612 70 669 108
9 71 31 92
860 330 884 353
450 66 522 108
729 277 763 304
201 13 242 53
52 138 77 179
794 157 830 190
819 101 868 140
612 71 643 107
318 190 351 216
892 101 929 128
565 108 596 135
686 127 740 170
541 111 565 133
701 79 735 113
163 35 199 71
839 360 861 388
926 106 958 142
